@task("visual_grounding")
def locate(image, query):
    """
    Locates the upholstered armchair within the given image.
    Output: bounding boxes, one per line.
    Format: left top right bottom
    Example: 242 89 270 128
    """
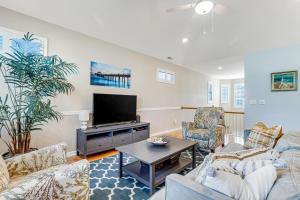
0 143 89 200
182 107 225 152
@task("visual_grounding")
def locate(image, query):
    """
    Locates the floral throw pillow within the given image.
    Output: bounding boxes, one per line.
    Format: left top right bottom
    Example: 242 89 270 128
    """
0 156 9 192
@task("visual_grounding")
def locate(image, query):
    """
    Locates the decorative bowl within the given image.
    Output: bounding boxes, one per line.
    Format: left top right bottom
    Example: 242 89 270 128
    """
147 136 168 146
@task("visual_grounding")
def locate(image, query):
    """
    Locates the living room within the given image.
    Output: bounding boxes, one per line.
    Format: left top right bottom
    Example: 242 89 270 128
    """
0 1 299 200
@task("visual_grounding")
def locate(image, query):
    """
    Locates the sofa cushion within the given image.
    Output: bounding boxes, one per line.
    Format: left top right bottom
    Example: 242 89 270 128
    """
274 131 300 153
0 156 9 192
244 122 282 149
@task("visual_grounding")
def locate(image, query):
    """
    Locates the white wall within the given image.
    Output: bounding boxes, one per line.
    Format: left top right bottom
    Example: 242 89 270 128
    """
219 79 244 112
244 45 300 132
0 7 218 154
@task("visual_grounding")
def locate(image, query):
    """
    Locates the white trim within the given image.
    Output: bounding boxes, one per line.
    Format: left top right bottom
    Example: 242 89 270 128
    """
67 151 77 157
61 110 81 116
150 127 182 137
137 107 180 112
62 107 181 116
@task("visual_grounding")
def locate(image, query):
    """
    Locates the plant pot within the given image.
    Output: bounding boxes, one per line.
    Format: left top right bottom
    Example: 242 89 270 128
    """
2 148 38 160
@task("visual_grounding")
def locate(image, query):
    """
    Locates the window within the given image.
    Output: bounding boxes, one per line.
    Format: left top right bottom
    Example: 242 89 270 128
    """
156 68 175 84
0 35 3 50
220 84 230 104
207 81 213 104
234 83 245 108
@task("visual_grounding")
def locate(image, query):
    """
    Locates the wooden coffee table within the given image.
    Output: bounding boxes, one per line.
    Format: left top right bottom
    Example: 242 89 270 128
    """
116 136 197 194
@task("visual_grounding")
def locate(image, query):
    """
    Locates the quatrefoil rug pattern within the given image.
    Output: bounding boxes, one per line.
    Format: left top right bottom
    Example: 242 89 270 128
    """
89 150 206 200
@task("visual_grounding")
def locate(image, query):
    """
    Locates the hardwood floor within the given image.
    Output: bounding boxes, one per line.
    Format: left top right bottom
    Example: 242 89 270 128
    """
67 129 182 163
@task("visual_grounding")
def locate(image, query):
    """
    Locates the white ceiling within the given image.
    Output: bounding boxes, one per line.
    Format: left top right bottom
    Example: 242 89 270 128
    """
1 0 300 79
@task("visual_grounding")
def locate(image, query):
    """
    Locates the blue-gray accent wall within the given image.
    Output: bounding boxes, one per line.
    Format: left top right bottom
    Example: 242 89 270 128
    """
244 45 300 132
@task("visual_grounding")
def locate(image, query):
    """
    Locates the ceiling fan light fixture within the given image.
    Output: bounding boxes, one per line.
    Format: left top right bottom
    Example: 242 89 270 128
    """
195 1 214 15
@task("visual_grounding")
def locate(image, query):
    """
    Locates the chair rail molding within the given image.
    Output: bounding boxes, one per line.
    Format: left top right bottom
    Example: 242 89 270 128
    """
62 107 181 116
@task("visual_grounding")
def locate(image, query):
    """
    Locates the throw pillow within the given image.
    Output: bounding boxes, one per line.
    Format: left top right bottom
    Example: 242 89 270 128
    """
244 122 282 149
243 164 277 200
202 164 277 200
0 156 9 192
212 160 273 178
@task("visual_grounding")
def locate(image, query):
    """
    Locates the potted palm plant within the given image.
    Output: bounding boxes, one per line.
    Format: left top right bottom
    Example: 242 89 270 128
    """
0 33 78 158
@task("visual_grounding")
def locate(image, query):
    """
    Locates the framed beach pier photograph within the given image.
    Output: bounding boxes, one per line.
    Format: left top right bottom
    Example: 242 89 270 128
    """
271 70 298 91
90 61 131 89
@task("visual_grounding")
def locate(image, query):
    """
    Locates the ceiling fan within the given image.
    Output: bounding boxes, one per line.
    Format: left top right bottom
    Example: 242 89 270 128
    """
166 0 227 15
166 0 227 34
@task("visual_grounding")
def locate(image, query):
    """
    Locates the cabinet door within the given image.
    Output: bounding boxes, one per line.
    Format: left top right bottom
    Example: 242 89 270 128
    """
133 130 149 142
113 133 132 146
86 134 113 153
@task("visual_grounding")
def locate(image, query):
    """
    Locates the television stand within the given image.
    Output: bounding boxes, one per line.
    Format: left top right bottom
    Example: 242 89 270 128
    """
93 121 133 128
76 122 150 158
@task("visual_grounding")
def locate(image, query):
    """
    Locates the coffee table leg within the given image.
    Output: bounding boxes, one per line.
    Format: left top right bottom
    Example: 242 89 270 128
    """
192 145 196 169
119 152 123 178
149 164 155 195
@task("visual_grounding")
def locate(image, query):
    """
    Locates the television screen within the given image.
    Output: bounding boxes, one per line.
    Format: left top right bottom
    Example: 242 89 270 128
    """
93 93 137 125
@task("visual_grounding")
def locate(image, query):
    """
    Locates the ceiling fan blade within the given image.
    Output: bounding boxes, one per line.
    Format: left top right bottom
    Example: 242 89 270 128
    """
214 3 228 15
166 3 196 13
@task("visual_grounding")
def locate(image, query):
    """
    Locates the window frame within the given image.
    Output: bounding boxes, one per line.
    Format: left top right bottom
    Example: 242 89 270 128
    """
220 84 230 104
156 68 176 84
233 83 245 108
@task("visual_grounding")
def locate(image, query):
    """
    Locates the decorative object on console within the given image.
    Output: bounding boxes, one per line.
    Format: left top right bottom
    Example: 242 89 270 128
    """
90 61 131 88
0 33 78 157
271 70 298 91
79 110 90 130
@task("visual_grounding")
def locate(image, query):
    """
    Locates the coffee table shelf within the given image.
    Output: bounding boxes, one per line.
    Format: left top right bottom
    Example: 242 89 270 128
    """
116 137 197 195
123 157 192 187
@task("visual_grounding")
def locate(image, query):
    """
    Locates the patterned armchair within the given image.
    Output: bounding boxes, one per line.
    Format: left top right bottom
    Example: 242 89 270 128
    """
0 143 89 200
182 107 225 152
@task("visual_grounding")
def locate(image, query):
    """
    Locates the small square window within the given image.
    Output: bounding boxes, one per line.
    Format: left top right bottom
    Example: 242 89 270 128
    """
157 68 175 84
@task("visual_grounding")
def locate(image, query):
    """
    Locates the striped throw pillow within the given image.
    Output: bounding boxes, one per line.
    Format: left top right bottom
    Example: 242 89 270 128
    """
245 122 282 149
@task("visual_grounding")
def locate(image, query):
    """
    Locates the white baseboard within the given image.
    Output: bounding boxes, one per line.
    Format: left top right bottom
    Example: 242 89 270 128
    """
66 127 182 158
151 127 182 137
67 151 77 157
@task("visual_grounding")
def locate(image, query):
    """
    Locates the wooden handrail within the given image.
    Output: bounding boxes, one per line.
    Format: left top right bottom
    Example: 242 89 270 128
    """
181 106 245 115
224 111 245 115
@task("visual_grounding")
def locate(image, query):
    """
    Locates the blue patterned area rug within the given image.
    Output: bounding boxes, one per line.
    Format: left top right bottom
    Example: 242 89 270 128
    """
90 150 207 200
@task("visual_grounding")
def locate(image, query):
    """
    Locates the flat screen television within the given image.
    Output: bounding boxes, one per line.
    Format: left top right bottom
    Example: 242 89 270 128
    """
93 93 137 125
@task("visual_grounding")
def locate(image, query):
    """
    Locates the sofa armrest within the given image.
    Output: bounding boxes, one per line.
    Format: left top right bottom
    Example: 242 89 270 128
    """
5 143 67 179
165 174 233 200
0 159 90 200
